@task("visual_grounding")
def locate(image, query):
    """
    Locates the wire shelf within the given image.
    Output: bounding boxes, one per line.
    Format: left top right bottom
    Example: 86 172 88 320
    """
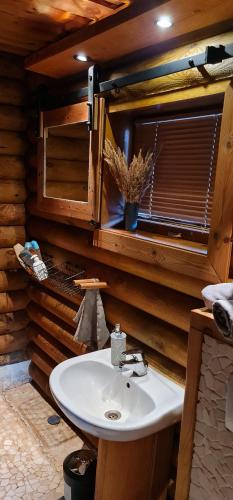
42 254 86 297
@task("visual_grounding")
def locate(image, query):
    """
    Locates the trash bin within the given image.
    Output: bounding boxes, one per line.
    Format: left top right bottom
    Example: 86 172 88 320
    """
63 449 97 500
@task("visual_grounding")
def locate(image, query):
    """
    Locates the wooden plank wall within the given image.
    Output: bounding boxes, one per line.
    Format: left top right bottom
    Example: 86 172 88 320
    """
0 52 29 365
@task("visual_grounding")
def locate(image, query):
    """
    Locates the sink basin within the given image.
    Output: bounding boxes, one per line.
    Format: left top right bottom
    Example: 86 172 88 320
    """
50 349 184 441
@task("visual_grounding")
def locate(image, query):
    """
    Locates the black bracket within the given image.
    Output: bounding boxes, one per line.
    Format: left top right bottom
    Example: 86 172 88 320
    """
205 44 233 64
87 65 100 131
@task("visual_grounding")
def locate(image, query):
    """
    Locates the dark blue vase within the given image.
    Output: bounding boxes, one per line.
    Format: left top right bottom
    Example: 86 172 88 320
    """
125 202 139 231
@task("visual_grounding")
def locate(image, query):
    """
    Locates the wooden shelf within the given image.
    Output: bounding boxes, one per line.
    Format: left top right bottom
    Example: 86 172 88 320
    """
93 227 218 283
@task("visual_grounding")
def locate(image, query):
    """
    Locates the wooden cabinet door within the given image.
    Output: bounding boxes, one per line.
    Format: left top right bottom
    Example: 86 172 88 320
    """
37 98 105 225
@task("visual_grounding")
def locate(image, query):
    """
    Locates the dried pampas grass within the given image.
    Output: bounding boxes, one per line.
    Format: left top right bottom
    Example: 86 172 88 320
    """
103 139 154 203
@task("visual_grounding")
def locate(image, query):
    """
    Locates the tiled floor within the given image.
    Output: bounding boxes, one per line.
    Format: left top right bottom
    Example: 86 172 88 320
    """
0 382 83 499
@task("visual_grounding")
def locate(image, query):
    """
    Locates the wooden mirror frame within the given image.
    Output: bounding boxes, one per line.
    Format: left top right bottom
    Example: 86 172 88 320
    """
37 98 105 224
94 80 233 288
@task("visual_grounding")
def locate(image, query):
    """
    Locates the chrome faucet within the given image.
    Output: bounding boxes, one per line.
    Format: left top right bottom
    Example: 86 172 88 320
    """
119 349 148 377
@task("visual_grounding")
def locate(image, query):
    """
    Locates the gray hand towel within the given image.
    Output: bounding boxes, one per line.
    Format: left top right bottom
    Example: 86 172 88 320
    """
201 283 233 310
213 300 233 339
73 290 109 350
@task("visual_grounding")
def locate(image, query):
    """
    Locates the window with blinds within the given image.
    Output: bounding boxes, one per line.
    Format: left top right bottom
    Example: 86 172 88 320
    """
133 111 221 231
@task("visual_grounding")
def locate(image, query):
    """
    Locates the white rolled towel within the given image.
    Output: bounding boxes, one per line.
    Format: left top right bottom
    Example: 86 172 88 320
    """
201 283 233 310
213 300 233 339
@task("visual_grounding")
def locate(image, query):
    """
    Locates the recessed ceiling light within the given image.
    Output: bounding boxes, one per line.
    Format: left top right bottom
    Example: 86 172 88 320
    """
156 16 173 28
73 53 90 62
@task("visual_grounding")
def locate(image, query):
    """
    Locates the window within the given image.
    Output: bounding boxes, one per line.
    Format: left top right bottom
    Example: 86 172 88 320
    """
133 110 222 234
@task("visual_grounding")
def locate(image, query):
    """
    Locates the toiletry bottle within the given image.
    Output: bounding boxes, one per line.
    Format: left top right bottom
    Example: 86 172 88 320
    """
111 323 126 366
31 255 48 281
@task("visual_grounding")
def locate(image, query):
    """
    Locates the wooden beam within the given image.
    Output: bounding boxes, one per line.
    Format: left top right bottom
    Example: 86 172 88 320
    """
25 3 233 79
28 217 206 298
208 81 233 281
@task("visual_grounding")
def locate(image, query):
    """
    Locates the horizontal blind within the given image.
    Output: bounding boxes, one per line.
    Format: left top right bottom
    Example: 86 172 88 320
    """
134 111 221 229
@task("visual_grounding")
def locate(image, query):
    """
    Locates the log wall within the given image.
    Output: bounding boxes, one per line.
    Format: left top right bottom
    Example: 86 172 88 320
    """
26 31 233 390
0 52 29 365
25 31 233 495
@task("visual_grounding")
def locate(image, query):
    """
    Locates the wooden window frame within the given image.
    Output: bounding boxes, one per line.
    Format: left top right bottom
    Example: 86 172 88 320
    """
37 99 105 224
94 81 233 285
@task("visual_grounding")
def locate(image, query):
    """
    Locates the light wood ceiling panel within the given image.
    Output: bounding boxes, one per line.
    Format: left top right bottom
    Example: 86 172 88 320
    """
0 0 130 56
25 0 233 78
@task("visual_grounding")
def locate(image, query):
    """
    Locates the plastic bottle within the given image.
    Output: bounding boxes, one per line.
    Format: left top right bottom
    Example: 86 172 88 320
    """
31 255 48 281
111 323 126 366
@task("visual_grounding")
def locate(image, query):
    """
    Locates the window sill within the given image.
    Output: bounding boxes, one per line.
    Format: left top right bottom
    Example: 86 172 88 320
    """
93 227 217 283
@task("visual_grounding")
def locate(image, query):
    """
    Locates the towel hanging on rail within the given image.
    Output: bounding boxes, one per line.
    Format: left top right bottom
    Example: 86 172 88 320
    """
73 289 109 350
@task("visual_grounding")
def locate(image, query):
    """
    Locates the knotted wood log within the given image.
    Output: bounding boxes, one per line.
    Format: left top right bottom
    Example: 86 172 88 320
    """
49 123 89 139
28 361 51 398
0 226 25 247
0 248 20 270
27 172 88 201
27 286 79 327
27 302 87 355
0 349 27 366
47 136 89 161
0 270 28 292
0 79 25 106
0 204 25 225
0 180 26 203
0 131 26 156
27 343 55 376
0 291 29 313
28 323 67 364
0 105 27 131
0 156 25 179
0 329 28 353
28 155 88 182
0 310 29 334
0 54 24 81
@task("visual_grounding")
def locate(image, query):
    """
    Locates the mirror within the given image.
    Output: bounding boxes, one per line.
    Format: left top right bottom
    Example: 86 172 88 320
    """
44 122 89 202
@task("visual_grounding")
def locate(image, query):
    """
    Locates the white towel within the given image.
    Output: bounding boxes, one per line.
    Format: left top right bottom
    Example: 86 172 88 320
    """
213 300 233 339
201 283 233 310
73 290 109 350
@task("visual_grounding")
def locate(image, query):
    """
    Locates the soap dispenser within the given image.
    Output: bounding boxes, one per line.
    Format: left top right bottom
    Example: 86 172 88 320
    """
111 323 126 366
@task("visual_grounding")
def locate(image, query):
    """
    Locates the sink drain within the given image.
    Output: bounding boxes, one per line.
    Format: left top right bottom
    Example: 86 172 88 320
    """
104 410 121 421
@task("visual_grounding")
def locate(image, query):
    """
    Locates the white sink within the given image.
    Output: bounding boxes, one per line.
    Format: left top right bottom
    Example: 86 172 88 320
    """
50 349 184 441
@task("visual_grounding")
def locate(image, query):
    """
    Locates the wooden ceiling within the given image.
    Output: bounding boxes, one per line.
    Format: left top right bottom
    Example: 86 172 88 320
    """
0 0 130 56
25 0 233 79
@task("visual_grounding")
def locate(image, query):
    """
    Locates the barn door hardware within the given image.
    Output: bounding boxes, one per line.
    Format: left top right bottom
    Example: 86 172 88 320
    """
38 43 233 112
98 43 233 93
87 64 100 131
